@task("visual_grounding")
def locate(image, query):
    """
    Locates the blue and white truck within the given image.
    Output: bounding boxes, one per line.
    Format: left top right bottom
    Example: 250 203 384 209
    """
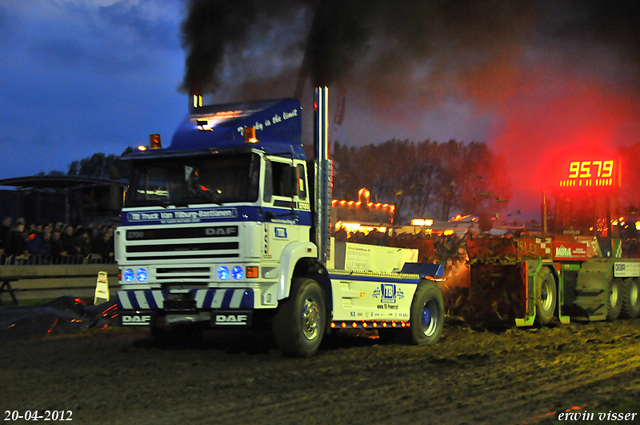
115 88 445 357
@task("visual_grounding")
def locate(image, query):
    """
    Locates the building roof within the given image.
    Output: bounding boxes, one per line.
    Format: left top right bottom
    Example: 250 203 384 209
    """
0 175 126 190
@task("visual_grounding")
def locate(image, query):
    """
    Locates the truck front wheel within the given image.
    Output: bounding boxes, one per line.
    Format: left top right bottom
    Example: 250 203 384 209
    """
621 278 640 319
272 278 326 357
408 281 444 345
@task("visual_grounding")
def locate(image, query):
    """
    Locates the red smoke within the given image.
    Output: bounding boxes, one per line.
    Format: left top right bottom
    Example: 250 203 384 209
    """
488 70 640 217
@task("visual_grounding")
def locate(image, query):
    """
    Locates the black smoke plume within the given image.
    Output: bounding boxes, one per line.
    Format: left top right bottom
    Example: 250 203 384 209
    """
180 0 640 104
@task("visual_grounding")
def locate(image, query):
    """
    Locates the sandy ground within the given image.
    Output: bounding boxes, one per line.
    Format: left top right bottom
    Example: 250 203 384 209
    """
1 318 640 425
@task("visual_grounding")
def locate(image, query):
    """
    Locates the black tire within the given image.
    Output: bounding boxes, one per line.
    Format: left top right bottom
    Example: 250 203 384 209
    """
534 267 556 326
621 277 640 319
272 278 326 357
607 277 623 321
408 281 444 345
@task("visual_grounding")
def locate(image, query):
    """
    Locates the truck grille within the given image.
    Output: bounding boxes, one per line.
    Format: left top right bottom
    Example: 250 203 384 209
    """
123 225 240 262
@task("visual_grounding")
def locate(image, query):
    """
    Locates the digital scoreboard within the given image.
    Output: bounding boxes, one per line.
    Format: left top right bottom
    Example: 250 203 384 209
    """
554 159 620 189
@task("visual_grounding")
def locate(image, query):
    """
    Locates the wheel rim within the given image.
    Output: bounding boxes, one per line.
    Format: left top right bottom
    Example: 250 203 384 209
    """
301 297 321 340
422 299 439 337
540 278 553 311
631 281 639 306
610 281 619 307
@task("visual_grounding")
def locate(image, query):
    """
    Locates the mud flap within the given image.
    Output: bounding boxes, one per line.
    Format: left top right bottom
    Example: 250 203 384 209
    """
573 260 612 321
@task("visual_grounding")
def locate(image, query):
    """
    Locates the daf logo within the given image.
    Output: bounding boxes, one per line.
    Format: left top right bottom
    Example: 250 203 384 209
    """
122 315 151 325
215 314 247 325
206 227 238 236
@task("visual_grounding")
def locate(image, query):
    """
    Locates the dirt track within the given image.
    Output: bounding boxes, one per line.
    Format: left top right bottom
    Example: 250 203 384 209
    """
2 318 640 425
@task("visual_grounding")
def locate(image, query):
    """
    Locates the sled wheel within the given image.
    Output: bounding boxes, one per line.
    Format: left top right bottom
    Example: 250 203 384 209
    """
534 267 556 326
607 277 623 321
409 281 444 345
621 277 640 319
272 278 326 357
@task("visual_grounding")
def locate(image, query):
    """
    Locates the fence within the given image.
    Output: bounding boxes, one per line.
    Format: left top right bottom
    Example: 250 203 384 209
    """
1 253 116 266
0 263 119 305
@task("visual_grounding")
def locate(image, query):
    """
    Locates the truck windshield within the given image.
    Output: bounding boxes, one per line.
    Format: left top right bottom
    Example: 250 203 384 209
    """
125 153 260 207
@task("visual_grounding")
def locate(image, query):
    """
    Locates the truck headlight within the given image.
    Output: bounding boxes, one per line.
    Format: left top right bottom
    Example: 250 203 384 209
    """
231 266 243 280
136 268 148 282
124 269 135 283
217 266 230 280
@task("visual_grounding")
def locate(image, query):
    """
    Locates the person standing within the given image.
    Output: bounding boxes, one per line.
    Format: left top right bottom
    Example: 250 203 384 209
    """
4 218 29 262
0 216 11 256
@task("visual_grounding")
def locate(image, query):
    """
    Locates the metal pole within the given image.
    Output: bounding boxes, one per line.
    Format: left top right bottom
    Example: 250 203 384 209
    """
314 87 331 265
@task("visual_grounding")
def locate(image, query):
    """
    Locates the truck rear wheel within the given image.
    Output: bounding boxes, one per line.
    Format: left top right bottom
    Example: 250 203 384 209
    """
534 267 556 326
607 278 623 321
621 277 640 319
272 278 326 357
408 281 444 345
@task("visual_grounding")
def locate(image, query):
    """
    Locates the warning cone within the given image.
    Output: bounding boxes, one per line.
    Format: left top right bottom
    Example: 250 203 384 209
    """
94 271 110 304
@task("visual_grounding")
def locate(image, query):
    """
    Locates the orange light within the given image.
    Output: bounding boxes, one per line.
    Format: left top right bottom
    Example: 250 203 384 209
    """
352 322 357 328
362 322 368 328
149 134 162 149
244 127 258 143
392 322 397 328
137 145 148 151
360 292 365 298
341 322 347 328
331 322 336 328
246 266 259 278
382 322 387 328
372 322 378 328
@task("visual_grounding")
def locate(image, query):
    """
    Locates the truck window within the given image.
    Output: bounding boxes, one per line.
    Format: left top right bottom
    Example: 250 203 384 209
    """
126 153 260 207
296 164 307 200
269 161 295 198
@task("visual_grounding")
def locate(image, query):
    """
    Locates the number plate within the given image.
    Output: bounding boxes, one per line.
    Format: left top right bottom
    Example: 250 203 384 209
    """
163 294 197 311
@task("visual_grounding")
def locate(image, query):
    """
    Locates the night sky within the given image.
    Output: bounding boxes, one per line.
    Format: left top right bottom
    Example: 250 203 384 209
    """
2 0 640 219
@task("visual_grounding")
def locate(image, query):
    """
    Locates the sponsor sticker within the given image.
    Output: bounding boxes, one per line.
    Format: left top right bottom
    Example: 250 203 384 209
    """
274 227 288 239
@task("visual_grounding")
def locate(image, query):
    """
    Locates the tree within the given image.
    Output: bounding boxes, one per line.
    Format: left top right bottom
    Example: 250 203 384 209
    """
332 139 512 224
67 148 134 180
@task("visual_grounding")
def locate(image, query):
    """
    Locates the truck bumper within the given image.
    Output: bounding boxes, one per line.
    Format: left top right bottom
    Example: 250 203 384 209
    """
117 289 255 328
117 288 255 310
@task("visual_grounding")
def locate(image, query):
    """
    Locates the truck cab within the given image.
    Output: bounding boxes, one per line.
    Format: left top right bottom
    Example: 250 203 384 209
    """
116 92 445 357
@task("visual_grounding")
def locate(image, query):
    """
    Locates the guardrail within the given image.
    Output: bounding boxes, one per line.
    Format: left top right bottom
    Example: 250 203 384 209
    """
0 264 119 305
2 254 116 265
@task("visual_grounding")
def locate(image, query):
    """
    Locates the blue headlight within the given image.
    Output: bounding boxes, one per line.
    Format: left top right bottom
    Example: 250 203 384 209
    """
124 269 135 283
136 268 148 282
231 266 243 280
217 266 230 280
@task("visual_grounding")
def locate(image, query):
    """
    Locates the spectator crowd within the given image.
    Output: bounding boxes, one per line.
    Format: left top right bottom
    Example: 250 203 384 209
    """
0 216 116 265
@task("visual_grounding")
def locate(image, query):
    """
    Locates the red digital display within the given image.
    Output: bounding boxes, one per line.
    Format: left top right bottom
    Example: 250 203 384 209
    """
555 159 620 189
